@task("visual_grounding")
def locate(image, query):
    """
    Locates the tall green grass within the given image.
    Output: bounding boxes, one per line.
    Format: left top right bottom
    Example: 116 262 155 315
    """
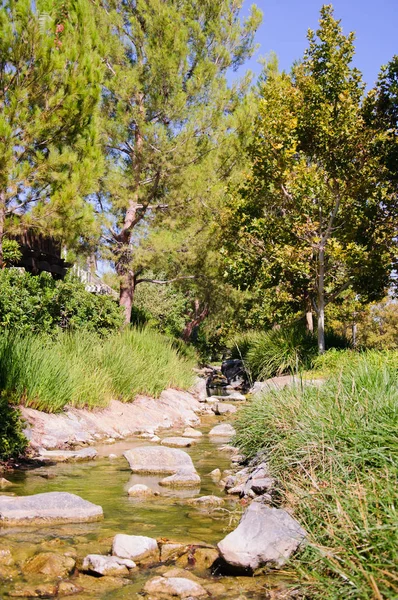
0 328 196 412
234 352 398 599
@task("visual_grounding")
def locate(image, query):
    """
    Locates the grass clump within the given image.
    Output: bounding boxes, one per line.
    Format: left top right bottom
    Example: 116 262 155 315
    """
0 393 28 460
0 328 195 413
234 352 398 599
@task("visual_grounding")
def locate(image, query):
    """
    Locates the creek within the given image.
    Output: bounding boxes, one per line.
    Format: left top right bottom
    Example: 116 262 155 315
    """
0 413 294 599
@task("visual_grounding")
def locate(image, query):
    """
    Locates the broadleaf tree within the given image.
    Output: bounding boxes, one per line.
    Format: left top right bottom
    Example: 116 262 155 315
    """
220 5 398 353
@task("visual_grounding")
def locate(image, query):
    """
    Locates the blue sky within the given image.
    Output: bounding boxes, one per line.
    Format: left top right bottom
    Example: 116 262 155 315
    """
236 1 398 87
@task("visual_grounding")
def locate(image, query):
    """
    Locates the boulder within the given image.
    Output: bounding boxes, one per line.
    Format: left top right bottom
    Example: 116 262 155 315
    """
143 576 207 599
160 542 188 562
250 478 275 495
182 427 203 438
0 492 103 526
23 552 76 578
209 468 221 482
123 446 195 475
0 478 13 488
112 534 159 564
221 359 247 384
186 495 224 508
218 503 306 570
82 554 136 577
128 484 155 497
209 424 236 438
38 448 97 462
159 471 201 488
224 392 246 402
212 403 237 415
161 437 197 448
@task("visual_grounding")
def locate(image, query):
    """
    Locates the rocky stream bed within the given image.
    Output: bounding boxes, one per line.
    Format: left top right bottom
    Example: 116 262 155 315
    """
0 369 306 599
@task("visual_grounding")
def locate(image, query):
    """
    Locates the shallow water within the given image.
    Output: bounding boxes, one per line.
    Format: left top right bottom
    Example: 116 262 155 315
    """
0 415 295 599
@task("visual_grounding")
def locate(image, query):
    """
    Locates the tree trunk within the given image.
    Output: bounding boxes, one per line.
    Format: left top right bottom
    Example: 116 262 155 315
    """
304 291 314 333
317 247 326 354
182 300 209 342
117 265 135 325
0 193 5 268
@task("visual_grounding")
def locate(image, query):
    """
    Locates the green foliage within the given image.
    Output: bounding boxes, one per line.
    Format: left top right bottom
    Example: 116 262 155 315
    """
2 239 22 266
219 6 397 351
0 269 124 335
228 325 349 381
133 279 189 338
234 352 398 598
312 347 398 377
0 328 195 413
0 393 28 461
0 0 105 259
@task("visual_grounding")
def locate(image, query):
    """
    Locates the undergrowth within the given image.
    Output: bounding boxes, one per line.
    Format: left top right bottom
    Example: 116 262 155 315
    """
234 352 398 599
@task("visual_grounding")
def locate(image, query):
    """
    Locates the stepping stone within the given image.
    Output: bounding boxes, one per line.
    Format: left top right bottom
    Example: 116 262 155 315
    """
112 534 159 564
161 437 198 448
182 427 203 438
218 503 306 570
209 424 236 437
82 554 136 576
128 484 155 497
38 448 97 462
159 471 201 488
0 492 103 526
123 446 195 474
212 403 237 415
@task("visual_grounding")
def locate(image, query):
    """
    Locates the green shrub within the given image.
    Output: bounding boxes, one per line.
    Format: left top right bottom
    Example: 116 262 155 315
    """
0 269 124 335
234 352 398 598
0 328 195 412
0 393 27 460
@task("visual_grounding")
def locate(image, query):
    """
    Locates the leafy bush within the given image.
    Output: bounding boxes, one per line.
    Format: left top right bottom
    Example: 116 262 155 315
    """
234 352 398 598
0 269 124 335
0 328 195 412
0 394 28 460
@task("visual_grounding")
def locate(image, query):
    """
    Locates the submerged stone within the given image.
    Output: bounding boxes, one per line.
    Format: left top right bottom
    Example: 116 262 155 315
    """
23 552 75 579
161 437 198 448
143 575 208 599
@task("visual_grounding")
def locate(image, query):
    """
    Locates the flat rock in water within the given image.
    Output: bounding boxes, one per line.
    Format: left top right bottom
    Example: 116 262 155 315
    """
212 403 237 415
143 576 207 599
217 503 306 570
123 446 195 474
186 495 224 507
112 534 159 564
182 427 203 438
82 554 136 576
0 492 103 526
224 392 246 401
161 437 197 448
159 471 201 488
38 448 97 462
209 424 236 437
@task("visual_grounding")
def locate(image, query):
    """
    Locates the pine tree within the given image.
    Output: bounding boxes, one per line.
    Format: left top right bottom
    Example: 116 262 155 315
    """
0 0 104 265
97 0 262 323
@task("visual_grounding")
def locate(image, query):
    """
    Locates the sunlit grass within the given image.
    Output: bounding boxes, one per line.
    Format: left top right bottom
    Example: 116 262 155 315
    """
234 352 398 599
0 328 196 412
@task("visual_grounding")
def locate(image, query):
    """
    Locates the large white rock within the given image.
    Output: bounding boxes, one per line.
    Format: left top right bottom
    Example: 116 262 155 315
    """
123 446 195 474
217 503 306 570
82 554 136 576
143 576 207 599
0 492 103 526
112 534 159 564
209 424 236 437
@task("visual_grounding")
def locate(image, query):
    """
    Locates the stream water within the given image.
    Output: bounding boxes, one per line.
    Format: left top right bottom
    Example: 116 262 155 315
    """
0 415 293 599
